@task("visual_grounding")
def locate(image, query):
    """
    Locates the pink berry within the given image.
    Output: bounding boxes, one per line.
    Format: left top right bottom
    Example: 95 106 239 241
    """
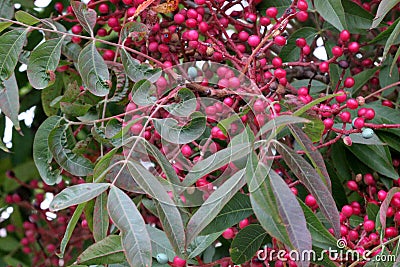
274 36 286 46
305 195 317 207
348 42 360 53
239 218 250 229
353 117 365 129
274 68 286 79
98 4 109 14
295 37 307 48
174 13 185 24
347 180 358 191
266 7 278 18
223 97 234 107
319 62 329 73
340 30 351 42
108 17 120 28
238 31 249 41
248 35 260 47
364 220 375 232
297 0 308 11
344 77 355 88
296 11 309 22
181 145 193 158
363 173 375 185
222 228 235 239
364 108 375 120
272 57 283 68
297 87 308 96
173 256 187 267
346 98 358 109
332 46 343 57
54 2 64 13
377 190 387 201
323 118 334 130
341 205 353 217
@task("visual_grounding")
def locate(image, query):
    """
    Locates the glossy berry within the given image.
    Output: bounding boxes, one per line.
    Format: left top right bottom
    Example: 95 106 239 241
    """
54 2 63 13
248 35 260 47
98 4 109 14
266 7 278 18
347 180 358 191
348 42 360 53
71 24 83 34
274 68 286 79
346 98 358 109
297 87 308 96
181 145 193 158
239 218 250 229
323 118 334 130
377 190 387 201
296 11 309 22
297 0 308 11
363 173 375 185
344 77 355 88
156 253 169 264
319 62 329 73
305 195 317 207
102 50 115 61
385 227 398 238
364 108 375 120
352 117 365 129
173 256 187 267
295 37 307 48
108 17 120 28
339 30 351 42
174 14 185 24
222 228 235 239
341 205 353 217
332 46 343 57
274 36 286 46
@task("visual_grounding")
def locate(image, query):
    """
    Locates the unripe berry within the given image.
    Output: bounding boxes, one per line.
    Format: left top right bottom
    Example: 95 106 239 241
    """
156 253 169 264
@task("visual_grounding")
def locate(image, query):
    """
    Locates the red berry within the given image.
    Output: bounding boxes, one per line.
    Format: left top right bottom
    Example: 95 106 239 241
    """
222 228 235 239
181 145 193 158
98 4 109 14
266 7 278 18
260 17 271 26
323 118 334 130
348 230 359 241
341 205 353 217
248 35 260 47
272 57 283 68
382 100 394 108
81 219 88 228
122 0 133 4
364 220 375 232
187 30 199 41
296 11 309 22
347 180 358 191
97 28 108 37
335 90 347 103
377 190 387 201
339 111 351 123
394 211 400 224
274 36 286 46
340 225 348 236
363 173 375 185
187 9 198 19
174 13 185 24
198 21 209 33
71 24 83 34
108 17 120 28
223 97 234 107
353 117 365 129
158 44 169 54
239 218 250 229
305 194 317 207
332 46 343 57
297 0 308 11
364 108 375 120
358 107 367 117
339 30 351 42
102 50 115 61
344 77 355 88
348 42 360 53
238 31 249 41
385 227 398 238
295 37 307 48
173 256 187 267
302 45 311 55
319 62 329 73
54 2 64 13
297 87 308 96
12 193 21 203
274 68 286 79
346 98 358 109
22 247 31 254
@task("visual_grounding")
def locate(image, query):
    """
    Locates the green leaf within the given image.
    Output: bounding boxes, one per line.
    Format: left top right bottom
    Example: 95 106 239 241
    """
280 27 318 62
351 67 380 96
291 79 327 95
58 203 86 258
78 41 110 96
0 0 14 19
273 141 341 238
257 115 310 139
371 0 400 28
15 10 40 25
299 200 338 250
380 55 399 90
121 21 148 42
314 0 347 31
126 160 186 256
248 157 291 246
48 125 94 176
0 138 9 152
120 48 161 83
33 116 62 185
107 186 152 267
377 131 400 153
346 144 398 179
41 76 63 116
153 112 206 144
366 203 380 223
130 79 157 106
0 29 27 81
27 37 64 89
0 74 20 130
70 0 96 37
77 235 125 265
290 125 331 190
269 170 312 267
370 18 400 44
342 0 373 32
201 193 253 235
186 169 246 246
146 225 176 261
0 22 12 33
188 232 223 258
60 102 92 117
390 46 400 76
164 88 197 117
49 183 110 211
302 116 324 143
230 225 267 264
93 192 109 242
